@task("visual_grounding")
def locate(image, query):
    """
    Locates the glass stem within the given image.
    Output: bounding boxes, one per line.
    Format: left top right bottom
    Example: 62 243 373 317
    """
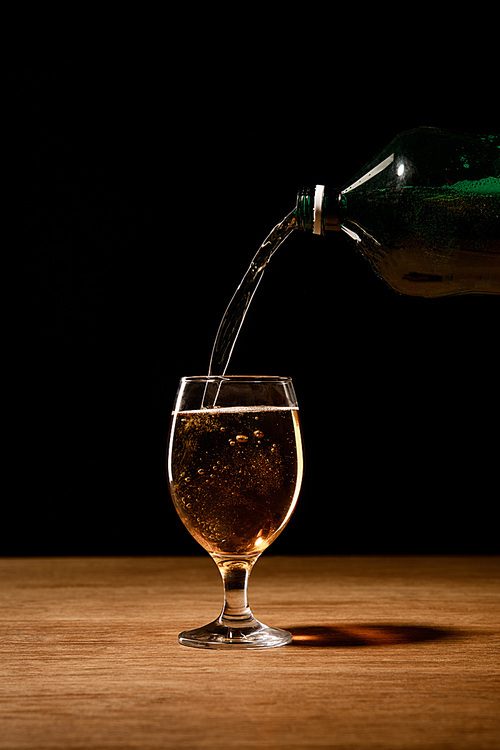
213 555 260 627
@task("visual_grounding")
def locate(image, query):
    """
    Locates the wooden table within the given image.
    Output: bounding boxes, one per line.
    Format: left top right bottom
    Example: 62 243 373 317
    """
1 556 499 749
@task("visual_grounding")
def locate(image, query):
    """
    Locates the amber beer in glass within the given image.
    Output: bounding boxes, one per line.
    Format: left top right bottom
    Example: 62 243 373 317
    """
167 376 303 649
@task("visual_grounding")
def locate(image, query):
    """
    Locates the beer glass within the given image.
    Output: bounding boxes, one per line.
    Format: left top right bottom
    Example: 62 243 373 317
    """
167 376 303 649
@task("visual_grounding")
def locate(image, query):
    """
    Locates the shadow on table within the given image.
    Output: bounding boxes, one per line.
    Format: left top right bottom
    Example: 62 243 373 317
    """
285 624 461 648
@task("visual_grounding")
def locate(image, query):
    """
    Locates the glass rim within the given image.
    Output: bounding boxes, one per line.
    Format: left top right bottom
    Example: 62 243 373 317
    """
180 375 294 383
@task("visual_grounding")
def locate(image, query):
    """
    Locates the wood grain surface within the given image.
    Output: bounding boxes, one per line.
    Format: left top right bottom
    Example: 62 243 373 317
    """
1 556 499 749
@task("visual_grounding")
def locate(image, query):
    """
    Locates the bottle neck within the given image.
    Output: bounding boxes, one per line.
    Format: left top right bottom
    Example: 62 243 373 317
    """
296 186 343 235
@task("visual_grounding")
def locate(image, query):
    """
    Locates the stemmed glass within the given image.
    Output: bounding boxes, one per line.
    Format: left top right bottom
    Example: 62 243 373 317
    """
167 375 303 649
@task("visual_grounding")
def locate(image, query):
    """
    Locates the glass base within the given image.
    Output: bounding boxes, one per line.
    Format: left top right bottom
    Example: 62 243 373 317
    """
178 617 292 649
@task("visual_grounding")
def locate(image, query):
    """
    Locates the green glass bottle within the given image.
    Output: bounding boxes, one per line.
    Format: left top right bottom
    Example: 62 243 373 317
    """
296 127 500 296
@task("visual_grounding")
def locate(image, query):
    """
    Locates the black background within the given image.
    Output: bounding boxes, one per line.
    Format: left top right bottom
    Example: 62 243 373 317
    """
11 14 499 556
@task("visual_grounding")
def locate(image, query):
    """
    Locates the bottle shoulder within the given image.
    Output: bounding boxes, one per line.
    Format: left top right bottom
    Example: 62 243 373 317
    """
342 127 499 196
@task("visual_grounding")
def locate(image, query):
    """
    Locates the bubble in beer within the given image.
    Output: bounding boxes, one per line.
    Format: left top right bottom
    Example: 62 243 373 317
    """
254 430 264 439
236 435 248 443
198 469 205 475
